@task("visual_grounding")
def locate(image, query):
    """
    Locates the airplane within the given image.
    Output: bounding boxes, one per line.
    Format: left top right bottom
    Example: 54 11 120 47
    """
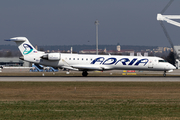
5 37 176 77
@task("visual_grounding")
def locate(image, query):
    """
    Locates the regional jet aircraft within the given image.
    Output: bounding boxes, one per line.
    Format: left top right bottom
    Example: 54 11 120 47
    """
6 37 176 76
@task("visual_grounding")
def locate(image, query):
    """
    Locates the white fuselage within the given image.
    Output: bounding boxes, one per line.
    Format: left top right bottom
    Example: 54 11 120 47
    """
23 53 176 71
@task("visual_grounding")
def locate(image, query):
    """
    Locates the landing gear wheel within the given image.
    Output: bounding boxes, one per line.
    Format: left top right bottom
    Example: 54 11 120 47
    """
82 71 88 77
163 71 166 77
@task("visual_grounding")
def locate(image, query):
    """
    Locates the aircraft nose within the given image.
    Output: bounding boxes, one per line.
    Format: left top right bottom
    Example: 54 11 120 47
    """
170 64 176 70
172 65 176 70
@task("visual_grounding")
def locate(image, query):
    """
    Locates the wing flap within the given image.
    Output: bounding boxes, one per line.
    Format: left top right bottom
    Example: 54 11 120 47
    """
62 66 78 71
71 65 104 71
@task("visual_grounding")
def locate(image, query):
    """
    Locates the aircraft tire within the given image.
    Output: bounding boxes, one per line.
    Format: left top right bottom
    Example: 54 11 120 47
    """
163 71 166 77
82 71 88 77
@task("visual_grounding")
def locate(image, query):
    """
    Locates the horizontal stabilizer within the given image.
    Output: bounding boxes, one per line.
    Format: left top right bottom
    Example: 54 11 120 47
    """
5 37 28 42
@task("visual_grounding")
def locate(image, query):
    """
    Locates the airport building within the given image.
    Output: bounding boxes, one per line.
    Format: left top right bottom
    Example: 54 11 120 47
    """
0 57 30 67
174 46 180 69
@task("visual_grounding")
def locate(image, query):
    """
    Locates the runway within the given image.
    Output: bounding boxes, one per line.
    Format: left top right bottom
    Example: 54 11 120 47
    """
0 76 180 82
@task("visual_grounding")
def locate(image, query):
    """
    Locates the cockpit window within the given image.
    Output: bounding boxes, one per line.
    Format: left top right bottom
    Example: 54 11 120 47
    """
159 60 167 62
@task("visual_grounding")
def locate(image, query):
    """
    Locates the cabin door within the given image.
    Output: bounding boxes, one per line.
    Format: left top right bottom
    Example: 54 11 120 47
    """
148 60 153 68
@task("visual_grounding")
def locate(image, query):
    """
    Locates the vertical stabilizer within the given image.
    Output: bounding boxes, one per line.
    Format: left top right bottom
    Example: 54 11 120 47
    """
5 37 38 56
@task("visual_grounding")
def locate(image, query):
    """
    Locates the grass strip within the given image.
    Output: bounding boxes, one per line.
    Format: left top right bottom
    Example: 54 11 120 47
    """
0 82 180 119
0 99 180 120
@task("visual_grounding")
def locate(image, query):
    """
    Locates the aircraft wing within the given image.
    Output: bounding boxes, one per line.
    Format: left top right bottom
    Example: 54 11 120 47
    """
71 65 112 71
61 66 78 71
61 59 112 71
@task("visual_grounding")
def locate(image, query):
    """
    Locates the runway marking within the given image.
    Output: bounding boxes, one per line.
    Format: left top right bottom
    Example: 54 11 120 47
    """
0 76 180 82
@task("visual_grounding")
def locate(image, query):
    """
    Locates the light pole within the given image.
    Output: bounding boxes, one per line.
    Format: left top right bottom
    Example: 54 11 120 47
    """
95 20 99 55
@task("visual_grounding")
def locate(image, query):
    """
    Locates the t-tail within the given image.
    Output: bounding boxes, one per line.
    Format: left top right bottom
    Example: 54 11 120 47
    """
5 37 44 60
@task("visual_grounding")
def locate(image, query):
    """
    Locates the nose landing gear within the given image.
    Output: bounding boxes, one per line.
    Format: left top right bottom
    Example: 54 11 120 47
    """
163 71 166 77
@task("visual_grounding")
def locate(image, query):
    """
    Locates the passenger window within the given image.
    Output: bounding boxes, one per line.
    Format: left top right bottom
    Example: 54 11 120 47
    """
77 58 79 60
86 58 88 61
82 58 83 60
73 58 75 60
69 58 71 60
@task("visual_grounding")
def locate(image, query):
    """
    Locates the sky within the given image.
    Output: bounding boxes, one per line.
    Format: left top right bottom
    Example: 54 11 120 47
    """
0 0 180 47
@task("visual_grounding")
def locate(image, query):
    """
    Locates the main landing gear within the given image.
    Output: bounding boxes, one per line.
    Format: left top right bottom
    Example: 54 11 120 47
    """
82 71 88 77
163 71 166 77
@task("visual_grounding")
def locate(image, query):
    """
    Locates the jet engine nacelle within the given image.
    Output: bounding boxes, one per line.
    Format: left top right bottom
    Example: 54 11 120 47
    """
41 53 61 60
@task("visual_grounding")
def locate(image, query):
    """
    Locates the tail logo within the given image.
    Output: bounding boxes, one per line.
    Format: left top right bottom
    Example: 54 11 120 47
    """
23 44 33 55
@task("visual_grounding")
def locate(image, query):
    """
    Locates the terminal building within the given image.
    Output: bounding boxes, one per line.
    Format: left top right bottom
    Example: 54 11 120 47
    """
174 46 180 69
0 57 30 67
